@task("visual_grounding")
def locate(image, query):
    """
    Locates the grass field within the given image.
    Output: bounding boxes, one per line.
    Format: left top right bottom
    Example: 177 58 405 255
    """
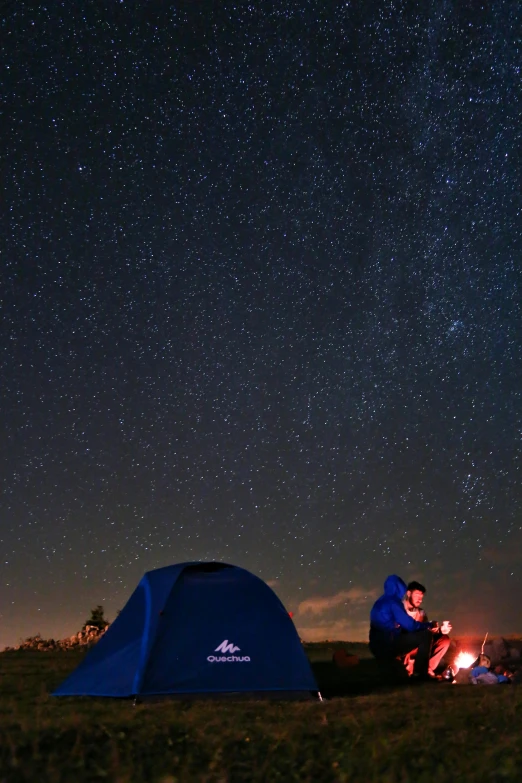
1 645 522 782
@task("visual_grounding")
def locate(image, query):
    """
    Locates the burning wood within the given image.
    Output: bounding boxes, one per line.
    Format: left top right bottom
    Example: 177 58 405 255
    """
454 651 476 669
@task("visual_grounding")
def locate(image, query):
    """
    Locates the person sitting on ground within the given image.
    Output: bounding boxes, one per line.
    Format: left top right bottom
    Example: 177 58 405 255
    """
402 580 451 679
470 655 511 685
369 575 440 681
470 655 504 684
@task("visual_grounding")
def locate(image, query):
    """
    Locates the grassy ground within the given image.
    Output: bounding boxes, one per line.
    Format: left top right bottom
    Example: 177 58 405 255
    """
1 646 522 782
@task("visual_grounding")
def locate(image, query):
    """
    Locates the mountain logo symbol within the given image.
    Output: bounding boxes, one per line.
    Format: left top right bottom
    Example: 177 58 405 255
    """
214 640 240 654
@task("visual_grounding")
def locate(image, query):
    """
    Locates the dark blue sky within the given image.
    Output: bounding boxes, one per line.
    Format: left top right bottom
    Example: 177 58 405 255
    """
2 0 521 647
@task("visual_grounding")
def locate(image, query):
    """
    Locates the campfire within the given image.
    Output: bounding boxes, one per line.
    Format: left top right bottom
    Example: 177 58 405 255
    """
453 651 476 670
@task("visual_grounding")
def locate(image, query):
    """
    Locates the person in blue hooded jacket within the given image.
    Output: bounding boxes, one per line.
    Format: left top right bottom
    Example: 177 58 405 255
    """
369 575 439 679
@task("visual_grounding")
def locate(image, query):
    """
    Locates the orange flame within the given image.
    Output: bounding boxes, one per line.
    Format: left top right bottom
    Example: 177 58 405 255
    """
454 651 476 669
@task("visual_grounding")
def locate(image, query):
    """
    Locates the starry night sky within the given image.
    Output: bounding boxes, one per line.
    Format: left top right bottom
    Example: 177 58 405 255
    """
2 1 521 649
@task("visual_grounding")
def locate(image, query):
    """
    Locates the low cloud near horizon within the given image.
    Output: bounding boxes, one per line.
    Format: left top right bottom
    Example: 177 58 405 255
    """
293 585 378 642
297 586 379 617
295 619 372 643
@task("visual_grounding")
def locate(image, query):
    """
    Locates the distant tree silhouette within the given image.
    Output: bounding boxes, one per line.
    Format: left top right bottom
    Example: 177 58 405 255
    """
83 605 109 631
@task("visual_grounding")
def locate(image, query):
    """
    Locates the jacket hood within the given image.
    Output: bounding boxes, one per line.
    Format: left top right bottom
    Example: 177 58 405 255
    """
383 575 407 600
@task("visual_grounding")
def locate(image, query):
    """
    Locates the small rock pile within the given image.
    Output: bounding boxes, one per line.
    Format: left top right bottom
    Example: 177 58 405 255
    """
3 624 108 652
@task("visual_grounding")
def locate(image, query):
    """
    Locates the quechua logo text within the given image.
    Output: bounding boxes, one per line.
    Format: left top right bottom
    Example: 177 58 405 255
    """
207 640 251 662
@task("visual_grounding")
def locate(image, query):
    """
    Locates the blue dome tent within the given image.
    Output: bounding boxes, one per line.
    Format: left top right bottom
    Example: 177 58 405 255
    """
53 562 320 699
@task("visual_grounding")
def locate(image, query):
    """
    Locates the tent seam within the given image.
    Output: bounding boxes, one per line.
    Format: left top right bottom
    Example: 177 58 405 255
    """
132 577 152 694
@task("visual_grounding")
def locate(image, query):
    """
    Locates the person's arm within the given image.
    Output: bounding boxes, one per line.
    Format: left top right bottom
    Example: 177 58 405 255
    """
390 600 433 632
420 609 441 632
